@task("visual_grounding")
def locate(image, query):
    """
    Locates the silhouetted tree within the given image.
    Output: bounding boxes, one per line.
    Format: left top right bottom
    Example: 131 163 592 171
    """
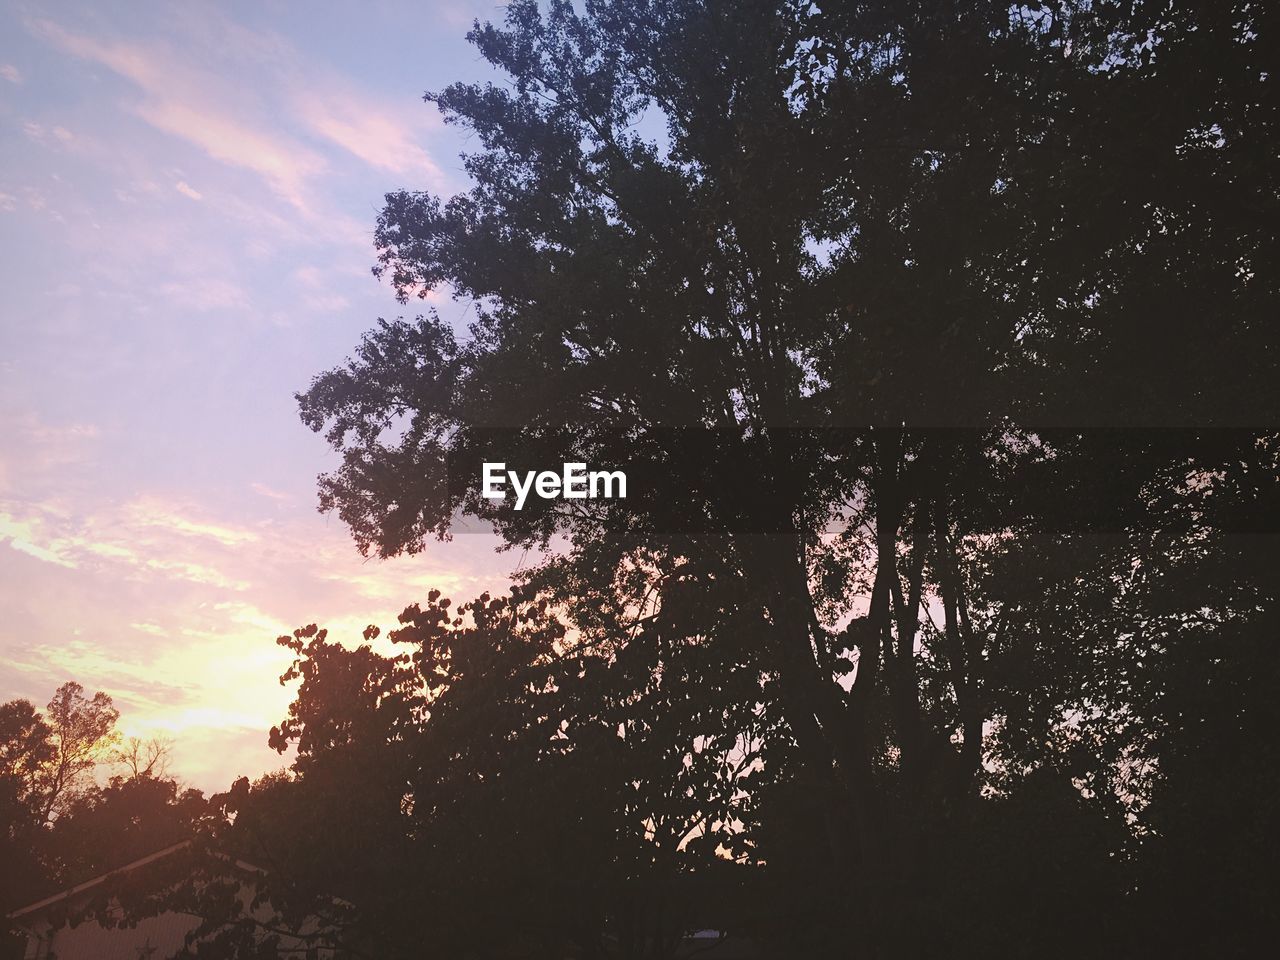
1 682 123 907
283 0 1279 954
2 687 212 958
165 582 779 958
0 680 208 957
0 698 55 914
44 773 208 884
36 681 121 826
112 735 174 781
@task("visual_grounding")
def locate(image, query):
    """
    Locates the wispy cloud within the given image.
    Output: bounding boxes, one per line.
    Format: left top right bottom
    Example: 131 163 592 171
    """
158 276 247 311
249 481 290 502
26 11 448 215
0 412 102 497
22 121 75 146
124 499 260 547
293 90 445 187
0 1 493 794
27 17 328 212
305 292 351 312
0 498 253 589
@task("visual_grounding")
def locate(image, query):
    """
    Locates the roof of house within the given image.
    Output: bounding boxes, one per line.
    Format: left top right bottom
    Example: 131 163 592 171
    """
7 840 194 922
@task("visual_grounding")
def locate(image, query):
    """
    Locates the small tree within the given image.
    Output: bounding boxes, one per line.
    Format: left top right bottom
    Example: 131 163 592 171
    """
1 682 121 913
112 735 174 781
37 681 120 825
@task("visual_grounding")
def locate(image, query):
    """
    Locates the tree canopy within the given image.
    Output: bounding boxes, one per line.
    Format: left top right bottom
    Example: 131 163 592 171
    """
1 683 202 919
285 0 1280 955
9 2 1276 957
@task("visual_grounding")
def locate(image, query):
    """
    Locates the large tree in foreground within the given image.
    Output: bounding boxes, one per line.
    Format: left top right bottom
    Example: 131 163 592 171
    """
295 0 1278 954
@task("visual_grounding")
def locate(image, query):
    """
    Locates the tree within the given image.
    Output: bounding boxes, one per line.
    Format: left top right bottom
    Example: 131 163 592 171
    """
43 773 208 888
0 699 53 819
112 735 174 781
0 682 120 837
1 682 121 913
176 583 778 958
0 699 54 913
36 681 120 825
3 685 210 958
294 0 1277 953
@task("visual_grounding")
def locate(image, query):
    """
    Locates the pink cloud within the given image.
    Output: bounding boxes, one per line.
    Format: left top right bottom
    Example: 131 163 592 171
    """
304 292 351 311
293 91 446 189
249 482 290 502
134 98 325 211
0 412 102 497
27 12 449 216
28 17 328 213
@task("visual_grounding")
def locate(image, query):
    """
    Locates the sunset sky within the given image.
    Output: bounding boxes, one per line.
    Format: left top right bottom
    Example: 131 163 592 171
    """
0 0 516 792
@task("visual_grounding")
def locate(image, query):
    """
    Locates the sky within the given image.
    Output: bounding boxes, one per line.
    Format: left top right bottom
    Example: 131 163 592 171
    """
0 0 520 793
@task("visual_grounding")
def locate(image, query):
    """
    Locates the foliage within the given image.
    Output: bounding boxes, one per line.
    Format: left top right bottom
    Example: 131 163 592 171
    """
160 583 777 957
292 0 1277 953
9 1 1277 956
0 682 201 914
